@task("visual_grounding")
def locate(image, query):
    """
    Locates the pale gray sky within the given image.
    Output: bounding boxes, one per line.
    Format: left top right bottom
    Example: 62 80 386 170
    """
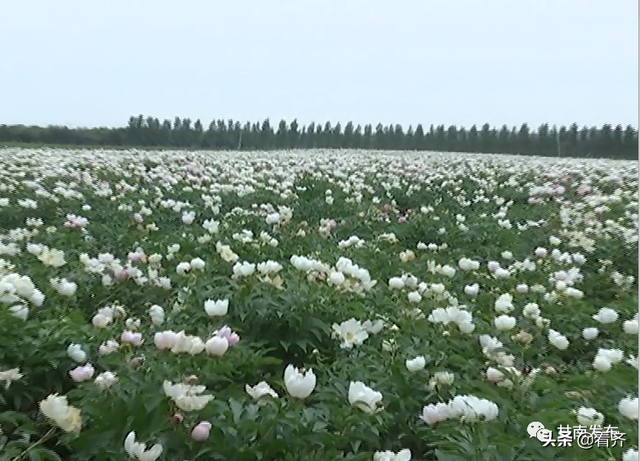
1 0 637 129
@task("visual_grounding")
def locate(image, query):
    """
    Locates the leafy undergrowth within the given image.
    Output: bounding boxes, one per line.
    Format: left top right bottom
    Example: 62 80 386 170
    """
0 148 637 461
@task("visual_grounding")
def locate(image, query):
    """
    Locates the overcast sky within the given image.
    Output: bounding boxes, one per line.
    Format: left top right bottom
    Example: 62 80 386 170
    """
1 0 637 129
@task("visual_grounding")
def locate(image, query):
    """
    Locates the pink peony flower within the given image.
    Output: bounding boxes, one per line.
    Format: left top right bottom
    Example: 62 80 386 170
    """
191 421 212 441
69 364 94 382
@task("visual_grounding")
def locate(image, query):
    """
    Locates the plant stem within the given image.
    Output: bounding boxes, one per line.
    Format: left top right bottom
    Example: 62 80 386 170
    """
11 427 56 461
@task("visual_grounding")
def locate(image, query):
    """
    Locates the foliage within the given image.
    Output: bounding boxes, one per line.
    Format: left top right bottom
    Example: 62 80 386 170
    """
0 116 637 159
0 148 637 460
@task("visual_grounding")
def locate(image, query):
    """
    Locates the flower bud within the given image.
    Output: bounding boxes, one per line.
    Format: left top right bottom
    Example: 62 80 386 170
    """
227 332 240 346
191 421 212 441
185 374 199 385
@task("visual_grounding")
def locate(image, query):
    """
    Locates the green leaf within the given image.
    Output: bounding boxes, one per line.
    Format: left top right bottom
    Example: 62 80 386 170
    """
434 449 468 461
229 398 244 424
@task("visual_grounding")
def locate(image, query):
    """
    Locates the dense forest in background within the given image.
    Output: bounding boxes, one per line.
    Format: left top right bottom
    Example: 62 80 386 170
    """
0 115 638 159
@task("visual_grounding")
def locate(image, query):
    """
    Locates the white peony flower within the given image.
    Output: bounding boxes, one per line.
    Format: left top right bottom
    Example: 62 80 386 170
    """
348 381 383 413
576 406 604 426
593 307 619 324
373 448 412 461
284 364 316 399
204 298 229 317
66 343 87 363
332 318 369 349
494 315 516 331
619 396 639 420
162 381 214 412
39 394 82 434
245 381 279 401
405 356 426 372
124 431 163 461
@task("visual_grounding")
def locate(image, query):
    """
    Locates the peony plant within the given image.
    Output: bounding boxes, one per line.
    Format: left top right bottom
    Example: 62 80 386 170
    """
0 147 637 460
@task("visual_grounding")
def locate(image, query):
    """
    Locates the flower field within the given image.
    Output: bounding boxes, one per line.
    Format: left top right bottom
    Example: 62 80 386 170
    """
0 147 638 461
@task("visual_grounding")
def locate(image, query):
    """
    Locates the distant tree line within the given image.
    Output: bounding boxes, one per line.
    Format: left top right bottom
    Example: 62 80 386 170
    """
0 115 637 159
